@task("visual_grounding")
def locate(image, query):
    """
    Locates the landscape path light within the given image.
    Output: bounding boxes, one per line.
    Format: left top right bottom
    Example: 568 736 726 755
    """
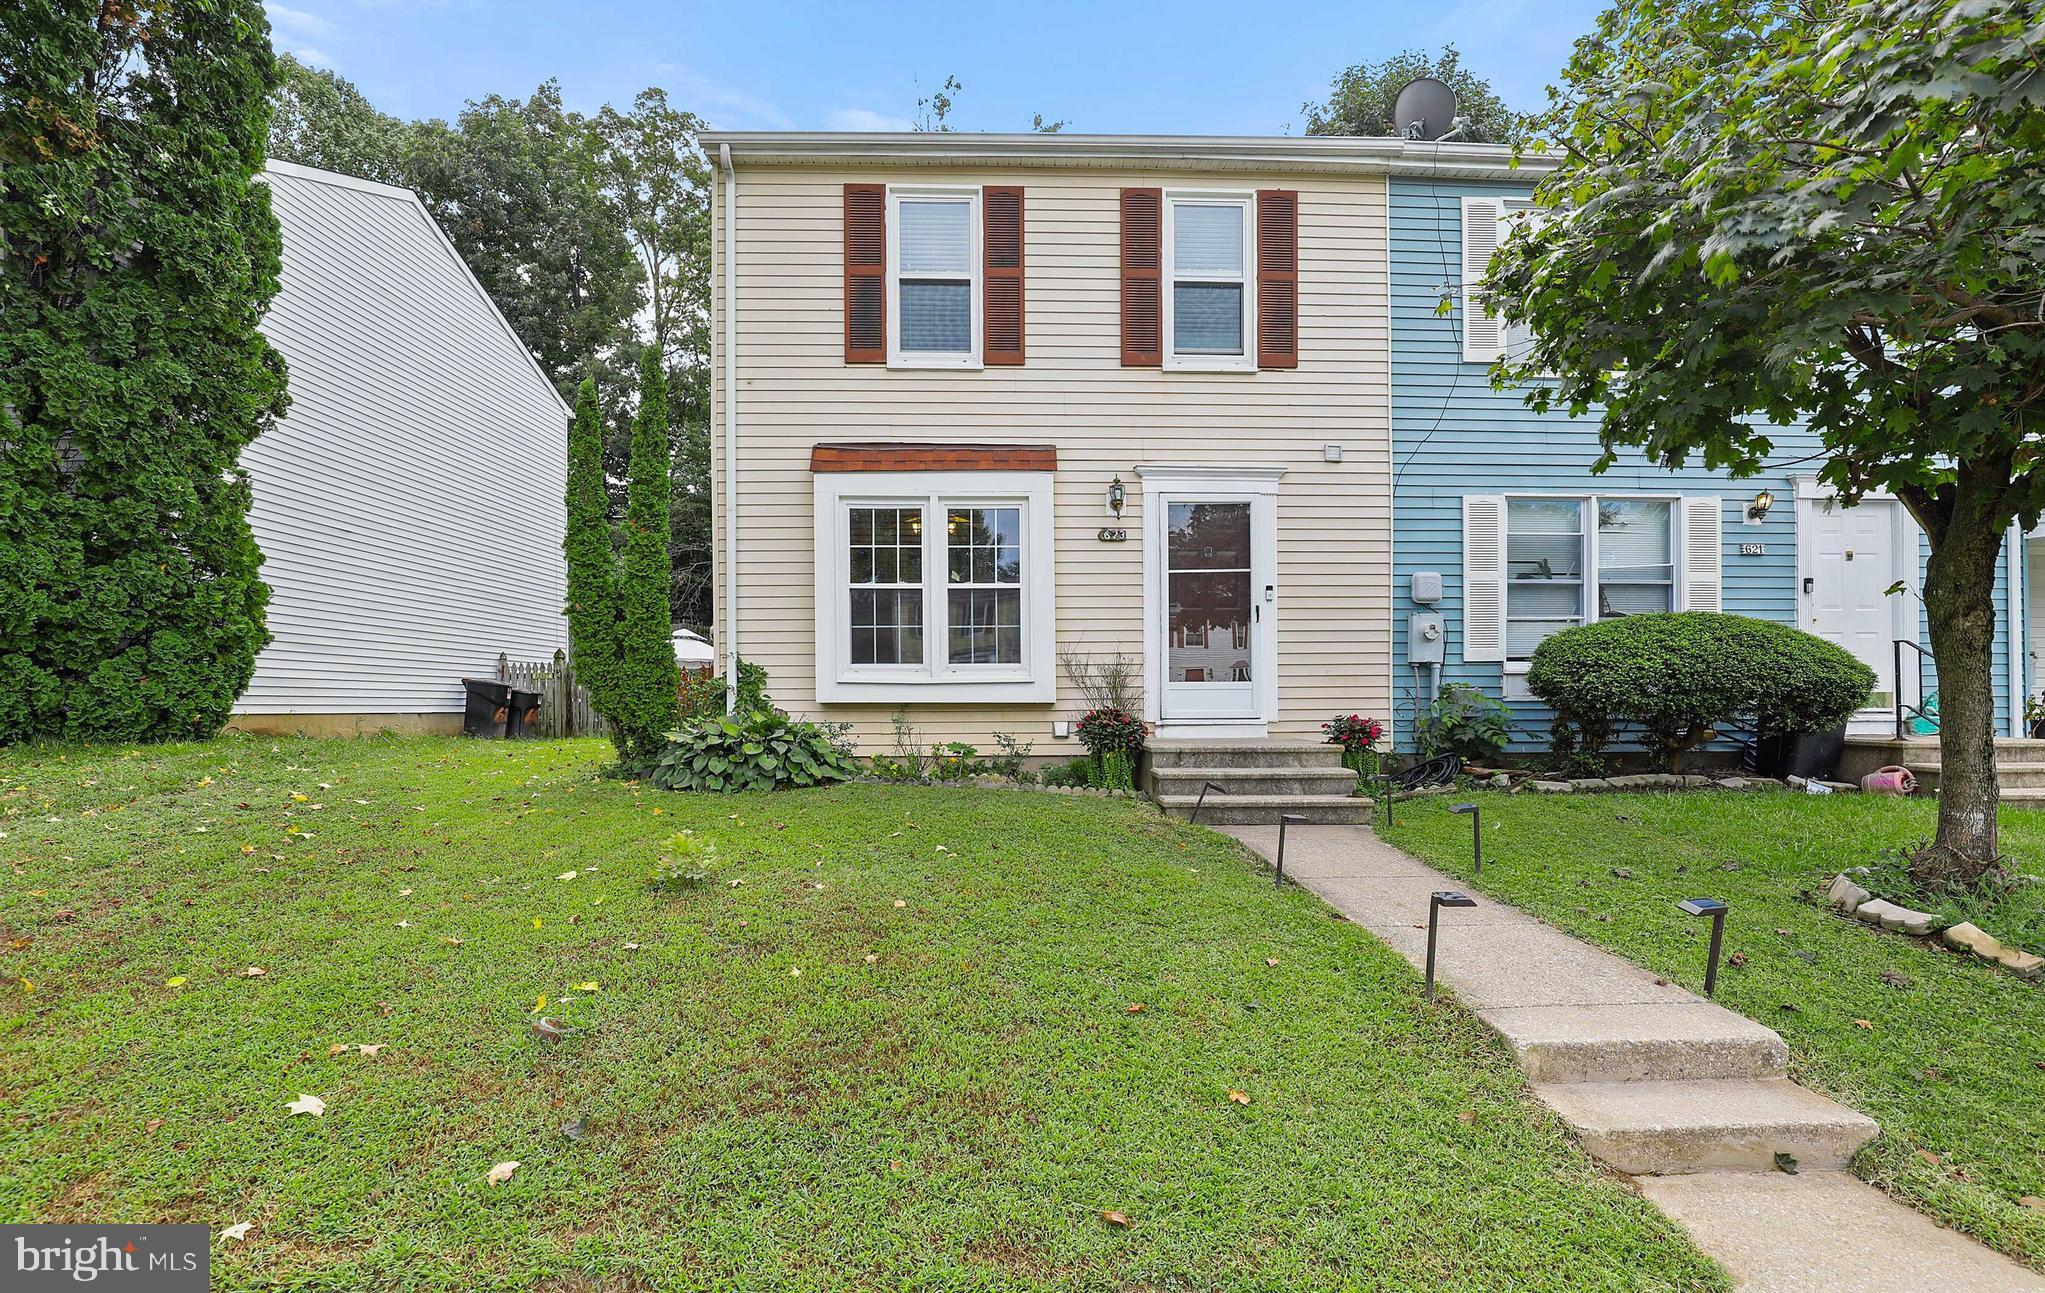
1679 897 1731 997
1191 780 1227 824
1275 814 1308 888
1450 802 1481 875
1426 891 1478 1002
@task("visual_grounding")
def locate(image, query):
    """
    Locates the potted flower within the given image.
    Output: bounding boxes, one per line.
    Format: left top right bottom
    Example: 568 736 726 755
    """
2028 693 2045 740
1075 706 1148 792
1322 713 1385 784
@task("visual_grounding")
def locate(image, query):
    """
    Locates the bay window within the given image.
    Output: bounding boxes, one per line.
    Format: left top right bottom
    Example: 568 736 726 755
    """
814 471 1054 701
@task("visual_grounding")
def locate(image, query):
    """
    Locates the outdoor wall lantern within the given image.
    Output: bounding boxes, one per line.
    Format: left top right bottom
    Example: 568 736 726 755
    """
1106 476 1127 519
1746 490 1775 523
1275 813 1309 888
1678 897 1731 996
1449 802 1482 875
1426 891 1479 1002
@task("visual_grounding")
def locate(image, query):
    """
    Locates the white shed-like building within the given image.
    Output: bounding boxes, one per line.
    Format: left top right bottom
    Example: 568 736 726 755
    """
232 160 570 735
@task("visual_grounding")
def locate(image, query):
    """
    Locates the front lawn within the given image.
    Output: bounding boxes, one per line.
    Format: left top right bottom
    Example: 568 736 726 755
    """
0 737 1722 1292
1383 790 2045 1270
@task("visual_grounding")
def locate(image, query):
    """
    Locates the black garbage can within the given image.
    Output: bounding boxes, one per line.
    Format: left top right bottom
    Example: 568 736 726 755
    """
462 678 512 739
505 688 542 739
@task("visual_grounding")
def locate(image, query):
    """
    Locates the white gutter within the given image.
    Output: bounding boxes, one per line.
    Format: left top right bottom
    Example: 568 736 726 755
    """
695 131 1555 181
720 141 739 715
2010 522 2026 735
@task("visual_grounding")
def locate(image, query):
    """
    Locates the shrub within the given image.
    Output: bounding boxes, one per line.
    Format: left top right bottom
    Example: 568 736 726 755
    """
929 742 988 781
646 711 859 793
1076 707 1146 757
1041 756 1096 788
1527 612 1874 769
2 5 287 743
679 656 771 721
990 733 1035 784
1323 713 1385 781
1417 683 1513 763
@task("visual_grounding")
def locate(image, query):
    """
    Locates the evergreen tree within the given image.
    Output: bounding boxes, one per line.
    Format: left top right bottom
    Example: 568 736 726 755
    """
611 349 681 760
1 0 287 743
562 378 623 756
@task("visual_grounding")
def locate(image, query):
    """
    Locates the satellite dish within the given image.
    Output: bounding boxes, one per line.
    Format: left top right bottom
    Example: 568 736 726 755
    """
1392 77 1459 141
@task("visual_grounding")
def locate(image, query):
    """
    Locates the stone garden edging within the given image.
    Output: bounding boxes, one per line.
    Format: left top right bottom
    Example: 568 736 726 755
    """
1825 873 2043 979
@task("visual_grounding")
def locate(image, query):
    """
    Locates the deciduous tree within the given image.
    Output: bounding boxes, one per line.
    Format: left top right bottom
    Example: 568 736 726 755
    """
1304 45 1526 145
1486 0 2045 879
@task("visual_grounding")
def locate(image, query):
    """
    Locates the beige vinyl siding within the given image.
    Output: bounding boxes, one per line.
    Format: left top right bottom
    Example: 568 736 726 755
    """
713 164 1390 747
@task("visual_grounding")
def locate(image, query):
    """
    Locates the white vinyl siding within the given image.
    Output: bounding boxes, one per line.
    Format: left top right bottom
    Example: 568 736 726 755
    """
241 162 569 717
712 165 1393 747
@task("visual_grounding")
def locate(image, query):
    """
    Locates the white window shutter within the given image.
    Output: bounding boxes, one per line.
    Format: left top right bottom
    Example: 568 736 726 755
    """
1462 495 1508 661
1460 197 1504 364
1681 496 1723 611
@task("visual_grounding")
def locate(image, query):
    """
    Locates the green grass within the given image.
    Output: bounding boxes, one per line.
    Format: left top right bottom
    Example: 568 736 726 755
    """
1382 789 2045 1269
0 736 1723 1292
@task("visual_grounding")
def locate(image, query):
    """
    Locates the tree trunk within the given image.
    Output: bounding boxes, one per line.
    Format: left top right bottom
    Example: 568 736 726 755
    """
1916 505 2004 882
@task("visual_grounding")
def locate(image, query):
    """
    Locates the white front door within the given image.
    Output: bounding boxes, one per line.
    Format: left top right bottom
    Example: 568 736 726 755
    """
1804 497 1904 714
1145 480 1278 725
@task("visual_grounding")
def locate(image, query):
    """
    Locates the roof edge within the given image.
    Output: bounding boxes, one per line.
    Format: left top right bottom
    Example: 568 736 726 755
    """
696 132 1556 179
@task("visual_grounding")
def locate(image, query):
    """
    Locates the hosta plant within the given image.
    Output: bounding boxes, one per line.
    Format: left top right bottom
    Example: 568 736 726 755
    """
647 711 858 793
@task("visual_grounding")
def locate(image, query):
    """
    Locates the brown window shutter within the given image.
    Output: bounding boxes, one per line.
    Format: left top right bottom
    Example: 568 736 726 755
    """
1120 188 1162 367
844 184 886 363
983 186 1025 365
1256 189 1299 369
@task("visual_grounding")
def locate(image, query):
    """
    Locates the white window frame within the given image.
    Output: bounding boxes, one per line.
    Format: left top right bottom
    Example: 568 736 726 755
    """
1162 190 1257 373
1503 493 1681 664
888 186 982 369
813 470 1055 702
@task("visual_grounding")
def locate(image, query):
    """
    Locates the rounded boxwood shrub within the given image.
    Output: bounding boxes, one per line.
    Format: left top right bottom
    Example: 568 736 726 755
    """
1526 612 1874 768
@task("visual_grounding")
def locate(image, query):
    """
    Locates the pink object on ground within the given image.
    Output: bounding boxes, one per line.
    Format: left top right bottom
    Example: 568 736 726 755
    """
1861 766 1917 795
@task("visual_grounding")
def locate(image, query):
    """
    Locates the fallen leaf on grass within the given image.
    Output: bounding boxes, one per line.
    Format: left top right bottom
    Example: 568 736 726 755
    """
243 967 267 978
1853 1019 1874 1030
1265 957 1280 967
145 1118 164 1133
1456 1110 1477 1124
1124 1003 1145 1015
1227 1090 1251 1106
1100 1210 1131 1228
486 1161 520 1186
1916 1149 1943 1167
893 899 907 908
788 967 802 978
1727 952 1748 968
572 982 599 993
622 942 641 951
327 1043 350 1057
356 1044 384 1057
166 976 187 988
220 1222 252 1243
395 920 413 929
557 871 578 882
286 1094 325 1118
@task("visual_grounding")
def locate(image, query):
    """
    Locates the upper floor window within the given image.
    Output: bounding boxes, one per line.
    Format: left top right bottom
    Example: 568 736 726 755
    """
1163 193 1255 372
890 188 980 367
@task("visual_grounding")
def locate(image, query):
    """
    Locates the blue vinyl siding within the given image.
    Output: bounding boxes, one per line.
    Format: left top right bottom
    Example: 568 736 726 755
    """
1387 178 2014 751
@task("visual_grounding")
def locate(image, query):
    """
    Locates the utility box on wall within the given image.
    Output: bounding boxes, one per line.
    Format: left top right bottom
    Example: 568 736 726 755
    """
1409 612 1445 665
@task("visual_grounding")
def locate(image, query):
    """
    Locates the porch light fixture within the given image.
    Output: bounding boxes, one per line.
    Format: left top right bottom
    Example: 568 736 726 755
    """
1746 490 1775 524
1450 802 1482 875
1275 813 1309 888
1426 891 1478 1001
1106 476 1127 519
1678 897 1731 996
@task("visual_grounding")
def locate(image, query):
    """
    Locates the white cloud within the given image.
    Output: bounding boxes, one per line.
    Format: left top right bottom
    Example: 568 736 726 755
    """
280 43 337 67
826 107 914 133
266 3 337 37
666 68 795 131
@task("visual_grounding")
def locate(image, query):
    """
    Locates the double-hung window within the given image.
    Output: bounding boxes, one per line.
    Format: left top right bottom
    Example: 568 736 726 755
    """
1163 192 1255 371
816 471 1055 701
890 188 980 366
1505 496 1675 660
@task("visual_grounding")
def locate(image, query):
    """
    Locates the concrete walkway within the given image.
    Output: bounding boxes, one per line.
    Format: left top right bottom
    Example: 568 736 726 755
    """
1226 823 2044 1293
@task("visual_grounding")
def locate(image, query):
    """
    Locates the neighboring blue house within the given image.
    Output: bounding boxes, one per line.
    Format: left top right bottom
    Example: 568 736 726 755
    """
1387 175 2029 753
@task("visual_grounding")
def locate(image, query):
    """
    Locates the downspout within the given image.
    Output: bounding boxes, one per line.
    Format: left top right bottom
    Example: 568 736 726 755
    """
720 142 739 715
2009 522 2025 737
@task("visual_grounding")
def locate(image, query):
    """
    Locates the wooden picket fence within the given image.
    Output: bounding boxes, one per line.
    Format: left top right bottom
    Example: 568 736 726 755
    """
496 649 610 740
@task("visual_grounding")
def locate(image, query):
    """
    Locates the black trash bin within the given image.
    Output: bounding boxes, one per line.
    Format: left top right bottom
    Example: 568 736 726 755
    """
505 688 542 739
462 678 512 739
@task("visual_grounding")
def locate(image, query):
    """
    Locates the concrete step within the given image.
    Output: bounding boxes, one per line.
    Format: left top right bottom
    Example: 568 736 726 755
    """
1156 793 1371 825
1146 741 1344 770
1903 761 2045 790
1149 765 1361 798
1533 1078 1878 1175
1482 1003 1789 1084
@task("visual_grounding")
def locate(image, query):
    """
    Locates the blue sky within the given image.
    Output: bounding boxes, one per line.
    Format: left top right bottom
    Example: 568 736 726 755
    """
265 0 1605 135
